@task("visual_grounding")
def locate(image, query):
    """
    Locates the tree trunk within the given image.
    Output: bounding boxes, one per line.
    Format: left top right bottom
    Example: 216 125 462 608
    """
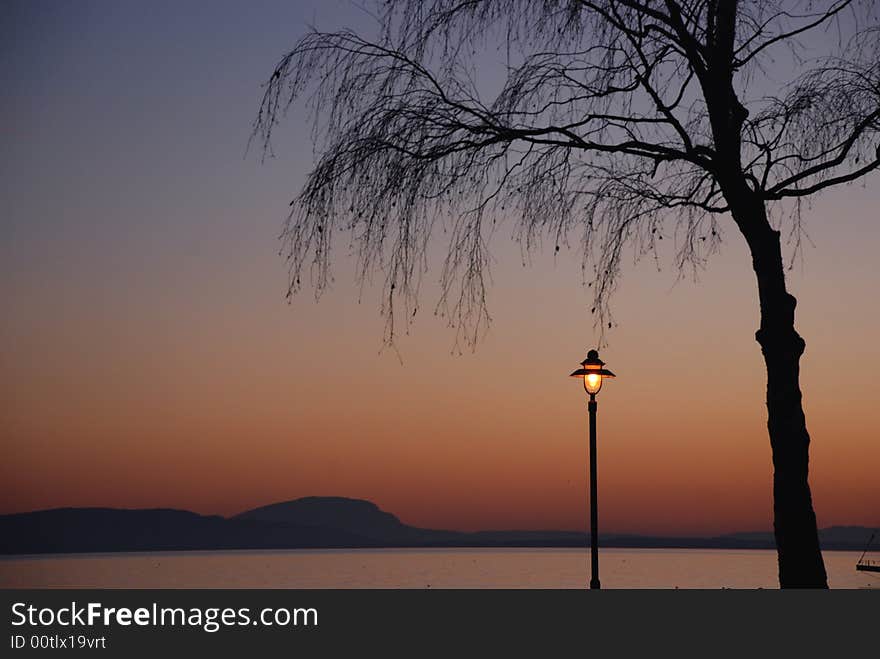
698 0 827 589
735 200 828 588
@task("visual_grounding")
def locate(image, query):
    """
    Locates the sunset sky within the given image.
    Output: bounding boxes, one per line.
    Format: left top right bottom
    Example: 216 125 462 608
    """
2 0 878 536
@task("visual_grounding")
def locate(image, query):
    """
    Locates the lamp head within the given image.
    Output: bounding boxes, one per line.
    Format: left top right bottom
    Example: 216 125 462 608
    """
570 349 616 396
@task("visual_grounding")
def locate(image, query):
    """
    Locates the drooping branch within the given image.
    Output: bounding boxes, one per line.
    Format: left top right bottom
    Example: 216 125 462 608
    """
253 1 879 347
733 0 854 67
748 29 880 200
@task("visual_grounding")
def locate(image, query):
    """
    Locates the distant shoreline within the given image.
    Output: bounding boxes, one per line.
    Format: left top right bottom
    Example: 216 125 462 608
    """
0 545 871 561
2 498 874 556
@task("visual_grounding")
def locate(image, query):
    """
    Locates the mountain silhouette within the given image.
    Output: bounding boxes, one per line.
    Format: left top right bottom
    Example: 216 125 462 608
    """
0 506 371 555
235 496 413 541
0 497 874 555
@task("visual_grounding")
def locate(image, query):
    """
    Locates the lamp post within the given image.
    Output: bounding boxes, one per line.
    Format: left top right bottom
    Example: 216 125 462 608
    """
570 349 615 590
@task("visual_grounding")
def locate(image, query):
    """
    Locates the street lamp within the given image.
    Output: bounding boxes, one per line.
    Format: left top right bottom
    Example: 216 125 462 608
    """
570 349 615 589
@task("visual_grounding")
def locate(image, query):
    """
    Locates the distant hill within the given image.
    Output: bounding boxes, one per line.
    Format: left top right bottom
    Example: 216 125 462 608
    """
0 507 371 555
236 497 416 541
0 497 875 555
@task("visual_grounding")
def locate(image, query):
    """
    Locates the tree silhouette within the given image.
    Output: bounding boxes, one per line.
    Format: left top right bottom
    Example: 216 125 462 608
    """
253 1 880 587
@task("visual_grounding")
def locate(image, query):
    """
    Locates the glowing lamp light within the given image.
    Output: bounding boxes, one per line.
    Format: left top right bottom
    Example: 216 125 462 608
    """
570 349 615 396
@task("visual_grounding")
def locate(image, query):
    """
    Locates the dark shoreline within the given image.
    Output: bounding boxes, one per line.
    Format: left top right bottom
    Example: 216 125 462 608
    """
2 501 874 556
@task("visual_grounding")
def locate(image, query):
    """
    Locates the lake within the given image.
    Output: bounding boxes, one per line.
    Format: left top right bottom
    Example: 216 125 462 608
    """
1 548 876 589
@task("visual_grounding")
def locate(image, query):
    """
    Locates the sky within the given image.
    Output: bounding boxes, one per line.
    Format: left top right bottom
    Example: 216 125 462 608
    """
2 0 878 536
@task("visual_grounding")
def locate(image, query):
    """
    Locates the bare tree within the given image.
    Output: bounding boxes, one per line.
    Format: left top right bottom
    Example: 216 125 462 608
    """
253 0 880 587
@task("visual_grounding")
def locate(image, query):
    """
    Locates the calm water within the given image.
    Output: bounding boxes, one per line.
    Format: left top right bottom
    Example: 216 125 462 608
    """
0 548 875 589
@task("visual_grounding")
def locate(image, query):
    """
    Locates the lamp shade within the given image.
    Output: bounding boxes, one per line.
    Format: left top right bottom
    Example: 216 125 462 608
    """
570 349 615 395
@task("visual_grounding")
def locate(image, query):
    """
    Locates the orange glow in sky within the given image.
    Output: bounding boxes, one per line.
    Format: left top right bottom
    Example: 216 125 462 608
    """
2 1 878 537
